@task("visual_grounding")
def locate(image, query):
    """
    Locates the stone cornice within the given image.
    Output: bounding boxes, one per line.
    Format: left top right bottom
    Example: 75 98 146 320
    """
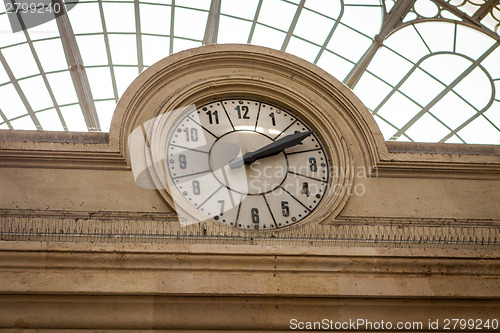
0 148 128 170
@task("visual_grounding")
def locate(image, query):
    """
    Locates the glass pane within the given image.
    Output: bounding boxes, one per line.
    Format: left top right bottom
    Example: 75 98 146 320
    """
18 76 53 111
373 115 398 139
176 0 211 10
340 5 382 38
0 63 9 84
483 100 500 128
172 38 201 53
399 67 445 106
293 8 334 45
455 24 494 60
413 0 439 18
36 108 64 131
327 24 372 63
46 71 78 105
316 50 353 81
60 104 88 132
384 25 429 63
114 66 139 97
86 67 115 100
67 2 103 34
453 67 493 110
2 44 39 78
33 38 68 72
305 0 342 19
344 0 380 5
458 116 500 144
0 14 26 47
221 0 259 20
0 84 27 119
420 53 471 85
286 37 320 63
95 100 116 132
441 9 460 20
395 135 412 142
103 3 136 33
413 21 454 53
405 112 451 142
174 8 208 40
353 72 393 110
140 3 171 35
430 92 476 129
76 35 109 66
142 35 170 66
251 24 286 49
376 91 421 128
258 0 297 31
11 115 36 130
218 16 252 44
367 46 413 86
481 47 500 79
109 34 138 65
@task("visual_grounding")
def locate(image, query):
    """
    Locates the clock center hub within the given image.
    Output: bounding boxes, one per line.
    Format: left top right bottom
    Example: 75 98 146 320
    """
209 131 288 195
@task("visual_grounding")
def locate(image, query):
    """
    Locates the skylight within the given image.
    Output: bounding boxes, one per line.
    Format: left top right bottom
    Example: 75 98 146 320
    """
0 0 499 145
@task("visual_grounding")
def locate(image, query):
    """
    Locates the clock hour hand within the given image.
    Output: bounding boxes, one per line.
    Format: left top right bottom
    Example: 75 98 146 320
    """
228 131 313 169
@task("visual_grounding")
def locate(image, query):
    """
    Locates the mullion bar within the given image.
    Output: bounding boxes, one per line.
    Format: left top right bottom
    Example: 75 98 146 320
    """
247 0 263 43
170 0 175 55
343 0 416 88
203 0 221 45
55 0 101 131
412 24 432 53
0 108 14 129
280 0 306 51
0 51 42 129
97 0 119 103
135 0 143 73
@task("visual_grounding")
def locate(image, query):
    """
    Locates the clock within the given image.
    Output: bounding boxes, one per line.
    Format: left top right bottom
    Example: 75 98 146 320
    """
165 99 329 230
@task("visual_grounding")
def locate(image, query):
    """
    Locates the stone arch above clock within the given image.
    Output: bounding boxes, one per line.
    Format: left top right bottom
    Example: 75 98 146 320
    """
113 44 386 172
111 44 387 225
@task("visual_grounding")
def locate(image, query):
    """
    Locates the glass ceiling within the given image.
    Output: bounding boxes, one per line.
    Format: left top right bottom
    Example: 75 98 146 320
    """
0 0 499 144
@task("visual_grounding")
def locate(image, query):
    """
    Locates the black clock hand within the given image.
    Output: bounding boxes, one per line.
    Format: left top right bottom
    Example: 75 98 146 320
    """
228 131 313 169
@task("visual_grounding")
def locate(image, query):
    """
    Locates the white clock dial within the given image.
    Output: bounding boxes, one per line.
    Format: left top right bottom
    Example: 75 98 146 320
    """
166 99 329 230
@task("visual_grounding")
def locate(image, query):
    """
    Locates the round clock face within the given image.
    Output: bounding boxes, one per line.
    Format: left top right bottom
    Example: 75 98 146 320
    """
166 99 329 230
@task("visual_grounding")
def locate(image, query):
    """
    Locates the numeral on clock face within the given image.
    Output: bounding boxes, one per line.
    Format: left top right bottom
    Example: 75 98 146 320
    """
166 99 329 230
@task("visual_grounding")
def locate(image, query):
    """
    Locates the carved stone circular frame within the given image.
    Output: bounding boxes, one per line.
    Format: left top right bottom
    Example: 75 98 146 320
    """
116 44 382 230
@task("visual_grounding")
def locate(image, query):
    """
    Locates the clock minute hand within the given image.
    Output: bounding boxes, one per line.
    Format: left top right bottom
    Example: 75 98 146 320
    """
228 131 313 169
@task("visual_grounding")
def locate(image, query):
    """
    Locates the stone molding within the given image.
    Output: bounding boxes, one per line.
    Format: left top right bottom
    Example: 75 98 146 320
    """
0 241 498 298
